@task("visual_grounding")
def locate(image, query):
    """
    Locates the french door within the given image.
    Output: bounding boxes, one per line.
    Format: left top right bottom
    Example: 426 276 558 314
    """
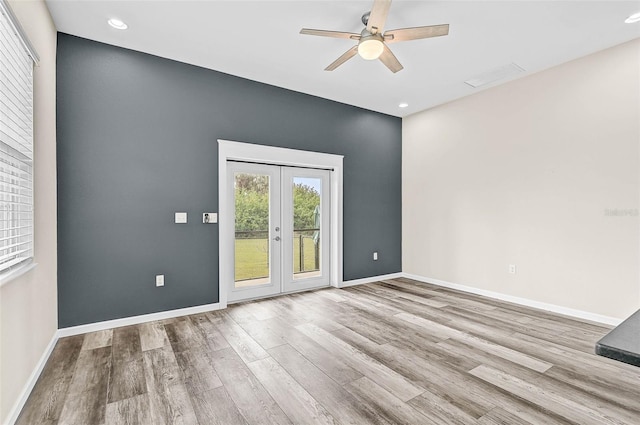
227 161 330 302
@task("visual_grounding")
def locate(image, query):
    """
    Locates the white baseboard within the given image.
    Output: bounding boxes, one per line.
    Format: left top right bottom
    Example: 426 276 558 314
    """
57 302 222 337
4 333 57 425
402 273 623 327
339 272 403 288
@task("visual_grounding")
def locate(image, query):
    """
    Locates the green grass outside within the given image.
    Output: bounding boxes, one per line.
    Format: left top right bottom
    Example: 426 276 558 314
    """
235 237 319 281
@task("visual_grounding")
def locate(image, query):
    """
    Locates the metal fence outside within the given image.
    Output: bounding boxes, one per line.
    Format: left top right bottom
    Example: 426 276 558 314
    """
235 228 320 278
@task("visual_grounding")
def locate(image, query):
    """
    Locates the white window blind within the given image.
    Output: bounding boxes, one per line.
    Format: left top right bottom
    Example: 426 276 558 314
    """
0 0 36 276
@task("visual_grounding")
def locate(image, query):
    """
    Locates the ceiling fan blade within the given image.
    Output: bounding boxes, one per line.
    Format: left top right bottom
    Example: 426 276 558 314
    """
325 46 359 71
384 24 449 43
300 29 361 40
379 44 403 73
366 0 392 34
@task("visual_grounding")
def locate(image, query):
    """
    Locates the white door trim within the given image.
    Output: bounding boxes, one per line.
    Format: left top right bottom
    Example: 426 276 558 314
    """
218 139 344 308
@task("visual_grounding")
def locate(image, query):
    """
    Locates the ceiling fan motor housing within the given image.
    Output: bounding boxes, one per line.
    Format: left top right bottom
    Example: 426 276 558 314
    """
361 11 371 26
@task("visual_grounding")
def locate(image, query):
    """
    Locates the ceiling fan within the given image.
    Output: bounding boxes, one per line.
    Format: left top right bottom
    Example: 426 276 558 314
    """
300 0 449 73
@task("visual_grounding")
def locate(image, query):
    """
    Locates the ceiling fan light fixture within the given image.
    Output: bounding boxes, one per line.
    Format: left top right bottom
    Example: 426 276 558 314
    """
625 12 640 23
358 38 384 60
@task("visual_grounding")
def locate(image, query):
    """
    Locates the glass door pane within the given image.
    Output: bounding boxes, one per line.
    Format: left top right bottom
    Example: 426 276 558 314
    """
292 176 322 280
227 162 281 302
282 168 330 293
234 172 271 287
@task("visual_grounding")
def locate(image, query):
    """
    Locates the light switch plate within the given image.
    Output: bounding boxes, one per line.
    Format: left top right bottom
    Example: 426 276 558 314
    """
175 212 187 223
203 212 217 223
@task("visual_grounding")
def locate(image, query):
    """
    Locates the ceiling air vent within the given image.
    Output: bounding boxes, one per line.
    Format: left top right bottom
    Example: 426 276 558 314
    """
464 63 525 88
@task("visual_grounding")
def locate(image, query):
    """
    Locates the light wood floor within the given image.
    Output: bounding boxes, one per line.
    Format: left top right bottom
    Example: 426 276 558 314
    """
17 278 640 424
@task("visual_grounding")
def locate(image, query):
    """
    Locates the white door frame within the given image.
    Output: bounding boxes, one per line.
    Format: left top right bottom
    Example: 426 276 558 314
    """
218 139 343 308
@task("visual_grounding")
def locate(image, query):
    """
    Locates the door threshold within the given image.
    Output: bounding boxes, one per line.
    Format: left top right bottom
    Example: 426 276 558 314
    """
227 284 332 305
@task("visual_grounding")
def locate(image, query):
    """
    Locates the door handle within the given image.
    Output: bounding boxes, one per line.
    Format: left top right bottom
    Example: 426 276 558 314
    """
273 236 281 241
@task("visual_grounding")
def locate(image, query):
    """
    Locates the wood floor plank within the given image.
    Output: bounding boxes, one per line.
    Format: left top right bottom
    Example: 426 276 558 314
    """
67 346 112 394
209 312 270 363
381 280 497 312
395 312 553 373
174 344 223 394
268 344 387 425
315 288 349 303
337 290 405 317
139 321 170 351
478 407 534 425
58 386 108 425
469 364 636 425
331 327 495 419
507 332 640 383
296 322 425 402
107 358 147 403
407 390 483 425
208 347 293 425
543 364 640 414
111 325 143 363
58 346 112 425
190 313 231 351
190 387 249 425
233 315 289 350
278 320 364 385
349 282 450 309
165 317 207 353
105 393 153 425
244 299 281 320
284 293 349 331
15 335 84 425
82 329 113 351
333 312 393 344
347 376 439 425
336 308 445 348
474 397 573 425
15 375 73 425
108 325 147 405
247 356 338 425
142 345 199 425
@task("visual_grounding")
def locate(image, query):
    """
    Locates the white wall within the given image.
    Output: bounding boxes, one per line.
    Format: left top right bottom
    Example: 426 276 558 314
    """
403 39 640 321
0 0 57 422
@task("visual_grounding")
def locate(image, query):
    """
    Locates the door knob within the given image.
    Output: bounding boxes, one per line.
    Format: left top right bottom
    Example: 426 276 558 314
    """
273 236 281 241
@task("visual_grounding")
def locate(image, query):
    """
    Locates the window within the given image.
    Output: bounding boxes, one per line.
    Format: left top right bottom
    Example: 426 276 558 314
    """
0 0 38 279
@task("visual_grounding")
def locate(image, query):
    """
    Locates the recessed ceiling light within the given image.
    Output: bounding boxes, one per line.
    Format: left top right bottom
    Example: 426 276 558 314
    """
398 103 409 108
108 18 128 30
625 12 640 23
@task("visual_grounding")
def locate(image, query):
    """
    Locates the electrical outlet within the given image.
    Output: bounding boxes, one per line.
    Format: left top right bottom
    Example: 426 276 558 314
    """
156 274 165 287
373 252 378 261
508 264 516 274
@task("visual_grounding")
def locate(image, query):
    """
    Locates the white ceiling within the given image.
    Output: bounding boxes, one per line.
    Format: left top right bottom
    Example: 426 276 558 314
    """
45 1 640 117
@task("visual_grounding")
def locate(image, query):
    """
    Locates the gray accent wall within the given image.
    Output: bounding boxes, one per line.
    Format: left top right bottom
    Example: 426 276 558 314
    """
57 33 401 327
